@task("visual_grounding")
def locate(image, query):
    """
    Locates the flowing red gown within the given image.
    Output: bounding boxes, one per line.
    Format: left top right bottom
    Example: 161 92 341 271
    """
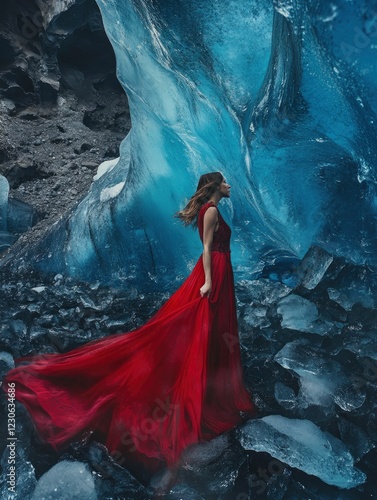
2 201 255 473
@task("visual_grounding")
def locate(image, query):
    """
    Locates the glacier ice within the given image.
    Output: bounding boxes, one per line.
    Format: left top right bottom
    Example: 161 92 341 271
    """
11 0 377 290
0 175 9 231
237 415 366 489
274 339 366 412
276 294 331 335
0 175 37 252
31 461 97 500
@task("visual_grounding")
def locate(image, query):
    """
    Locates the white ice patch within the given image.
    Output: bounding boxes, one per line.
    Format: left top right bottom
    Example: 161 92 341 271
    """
93 157 120 181
100 182 125 202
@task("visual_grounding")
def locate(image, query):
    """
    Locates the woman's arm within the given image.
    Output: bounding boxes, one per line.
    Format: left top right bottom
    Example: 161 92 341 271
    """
200 207 218 298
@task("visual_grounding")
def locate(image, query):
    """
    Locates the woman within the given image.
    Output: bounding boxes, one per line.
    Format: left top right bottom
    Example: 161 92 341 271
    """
2 172 255 477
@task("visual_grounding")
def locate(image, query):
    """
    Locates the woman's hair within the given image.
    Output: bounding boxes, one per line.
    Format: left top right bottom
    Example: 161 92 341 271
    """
174 172 224 226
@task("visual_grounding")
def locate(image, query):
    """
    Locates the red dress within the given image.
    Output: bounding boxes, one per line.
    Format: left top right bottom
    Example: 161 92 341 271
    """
2 201 255 472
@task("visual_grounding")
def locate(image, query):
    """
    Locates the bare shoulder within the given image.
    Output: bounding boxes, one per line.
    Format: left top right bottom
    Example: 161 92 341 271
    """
203 206 218 223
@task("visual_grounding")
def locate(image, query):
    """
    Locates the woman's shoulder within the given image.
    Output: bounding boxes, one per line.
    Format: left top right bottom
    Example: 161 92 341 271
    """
199 201 218 215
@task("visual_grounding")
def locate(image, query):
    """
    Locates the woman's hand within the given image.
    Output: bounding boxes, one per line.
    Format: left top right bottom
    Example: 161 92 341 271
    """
200 282 212 298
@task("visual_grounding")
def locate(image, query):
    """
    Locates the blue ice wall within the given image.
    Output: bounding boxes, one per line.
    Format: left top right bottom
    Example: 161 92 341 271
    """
27 0 377 289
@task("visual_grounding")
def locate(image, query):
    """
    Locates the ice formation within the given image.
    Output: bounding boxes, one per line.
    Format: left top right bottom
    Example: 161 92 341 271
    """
237 415 366 489
20 0 377 290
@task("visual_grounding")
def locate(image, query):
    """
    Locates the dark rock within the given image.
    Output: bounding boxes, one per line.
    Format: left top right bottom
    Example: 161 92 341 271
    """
0 445 36 499
0 350 14 377
48 327 92 351
75 442 147 500
175 433 247 497
338 419 375 462
18 109 40 121
0 99 17 115
81 161 98 170
0 133 17 163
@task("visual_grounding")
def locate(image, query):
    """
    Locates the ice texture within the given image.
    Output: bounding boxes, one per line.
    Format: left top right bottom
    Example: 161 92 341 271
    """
295 246 333 290
17 0 377 289
0 175 9 231
237 415 366 489
31 461 97 500
274 340 366 412
276 294 330 335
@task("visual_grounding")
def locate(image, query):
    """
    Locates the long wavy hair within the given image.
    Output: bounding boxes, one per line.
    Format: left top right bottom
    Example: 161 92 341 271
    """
174 172 224 226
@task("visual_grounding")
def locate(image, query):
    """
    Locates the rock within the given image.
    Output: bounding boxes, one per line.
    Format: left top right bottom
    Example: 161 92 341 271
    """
243 303 271 328
177 433 247 497
74 442 147 500
0 98 16 115
0 351 14 377
237 279 291 306
31 460 97 500
81 161 98 170
0 445 36 499
337 419 375 462
18 109 40 121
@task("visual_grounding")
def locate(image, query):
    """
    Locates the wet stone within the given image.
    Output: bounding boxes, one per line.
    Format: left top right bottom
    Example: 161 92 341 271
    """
36 314 60 328
29 325 50 342
74 442 147 500
80 295 102 311
0 350 14 377
48 328 92 351
338 419 375 462
177 433 247 497
0 446 36 500
243 303 271 329
236 279 291 306
9 319 27 338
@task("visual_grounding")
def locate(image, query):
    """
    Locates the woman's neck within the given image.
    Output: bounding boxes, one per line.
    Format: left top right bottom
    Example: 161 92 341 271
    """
208 195 221 206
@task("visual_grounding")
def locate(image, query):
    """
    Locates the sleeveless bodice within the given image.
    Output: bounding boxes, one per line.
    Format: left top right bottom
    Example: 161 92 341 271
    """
198 201 231 253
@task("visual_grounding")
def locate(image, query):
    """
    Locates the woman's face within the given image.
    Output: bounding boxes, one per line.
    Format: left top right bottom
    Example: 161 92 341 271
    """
219 179 231 198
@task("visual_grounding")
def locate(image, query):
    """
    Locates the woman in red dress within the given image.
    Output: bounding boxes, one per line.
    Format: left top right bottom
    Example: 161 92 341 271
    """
2 171 255 477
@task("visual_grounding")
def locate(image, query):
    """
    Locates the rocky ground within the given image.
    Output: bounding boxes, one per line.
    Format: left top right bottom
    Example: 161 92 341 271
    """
0 86 130 259
0 246 377 498
0 0 131 263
